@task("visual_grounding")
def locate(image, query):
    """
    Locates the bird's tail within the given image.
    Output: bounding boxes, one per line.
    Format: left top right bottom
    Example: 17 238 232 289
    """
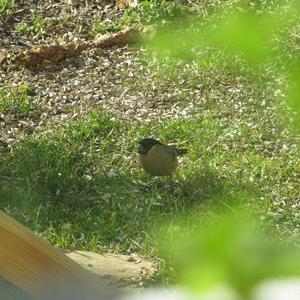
175 148 188 156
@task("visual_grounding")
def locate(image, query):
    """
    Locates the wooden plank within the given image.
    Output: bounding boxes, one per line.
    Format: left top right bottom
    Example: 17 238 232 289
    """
0 211 110 299
0 276 32 300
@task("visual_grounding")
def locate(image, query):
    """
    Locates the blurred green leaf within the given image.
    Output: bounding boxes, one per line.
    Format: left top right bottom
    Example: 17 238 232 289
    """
146 0 300 129
160 210 300 296
287 59 300 127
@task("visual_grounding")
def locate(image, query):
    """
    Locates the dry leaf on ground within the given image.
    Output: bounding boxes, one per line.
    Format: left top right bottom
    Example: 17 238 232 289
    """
15 27 140 70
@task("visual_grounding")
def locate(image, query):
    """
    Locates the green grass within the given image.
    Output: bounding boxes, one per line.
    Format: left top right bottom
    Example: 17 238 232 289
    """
89 0 190 36
15 22 31 35
0 87 40 118
15 14 46 37
1 0 300 287
1 106 299 283
0 0 14 14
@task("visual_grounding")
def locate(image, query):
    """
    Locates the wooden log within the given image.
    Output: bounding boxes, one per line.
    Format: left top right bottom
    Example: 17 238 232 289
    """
0 211 111 299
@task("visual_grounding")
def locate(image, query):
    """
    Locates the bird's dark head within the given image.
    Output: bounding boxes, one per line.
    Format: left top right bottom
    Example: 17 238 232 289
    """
138 138 161 155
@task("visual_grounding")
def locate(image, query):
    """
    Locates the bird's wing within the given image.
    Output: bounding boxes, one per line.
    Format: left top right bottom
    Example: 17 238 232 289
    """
160 145 177 161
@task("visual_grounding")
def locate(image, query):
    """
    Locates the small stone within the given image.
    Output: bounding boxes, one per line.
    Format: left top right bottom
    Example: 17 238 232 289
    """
65 0 79 6
127 256 137 263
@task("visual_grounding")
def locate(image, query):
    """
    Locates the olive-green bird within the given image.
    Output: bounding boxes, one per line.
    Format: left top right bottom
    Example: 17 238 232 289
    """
137 138 187 178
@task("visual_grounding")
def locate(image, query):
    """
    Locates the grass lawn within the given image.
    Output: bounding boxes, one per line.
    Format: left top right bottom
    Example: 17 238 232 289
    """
0 0 300 286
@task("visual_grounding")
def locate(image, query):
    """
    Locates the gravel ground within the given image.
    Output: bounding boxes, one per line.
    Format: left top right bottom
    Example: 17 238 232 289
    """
1 0 300 272
0 0 198 148
0 0 297 155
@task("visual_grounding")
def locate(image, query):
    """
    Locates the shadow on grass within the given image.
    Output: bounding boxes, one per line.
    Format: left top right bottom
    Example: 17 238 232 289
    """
0 136 261 254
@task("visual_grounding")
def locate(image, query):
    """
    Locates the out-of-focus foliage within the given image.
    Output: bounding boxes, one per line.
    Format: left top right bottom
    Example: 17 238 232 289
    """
1 1 299 295
147 0 300 127
159 211 300 297
148 0 300 296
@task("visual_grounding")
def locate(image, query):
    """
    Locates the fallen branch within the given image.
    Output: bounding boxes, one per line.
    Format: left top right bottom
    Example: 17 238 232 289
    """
15 27 140 70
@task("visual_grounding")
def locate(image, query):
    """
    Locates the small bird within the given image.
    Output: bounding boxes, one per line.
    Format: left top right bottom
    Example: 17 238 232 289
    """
137 138 187 179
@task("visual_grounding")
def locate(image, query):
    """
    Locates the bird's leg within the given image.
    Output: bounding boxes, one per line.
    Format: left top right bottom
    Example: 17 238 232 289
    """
141 175 153 192
167 174 175 192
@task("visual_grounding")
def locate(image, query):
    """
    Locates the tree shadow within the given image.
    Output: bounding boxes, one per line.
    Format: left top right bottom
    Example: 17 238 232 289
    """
0 136 263 252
